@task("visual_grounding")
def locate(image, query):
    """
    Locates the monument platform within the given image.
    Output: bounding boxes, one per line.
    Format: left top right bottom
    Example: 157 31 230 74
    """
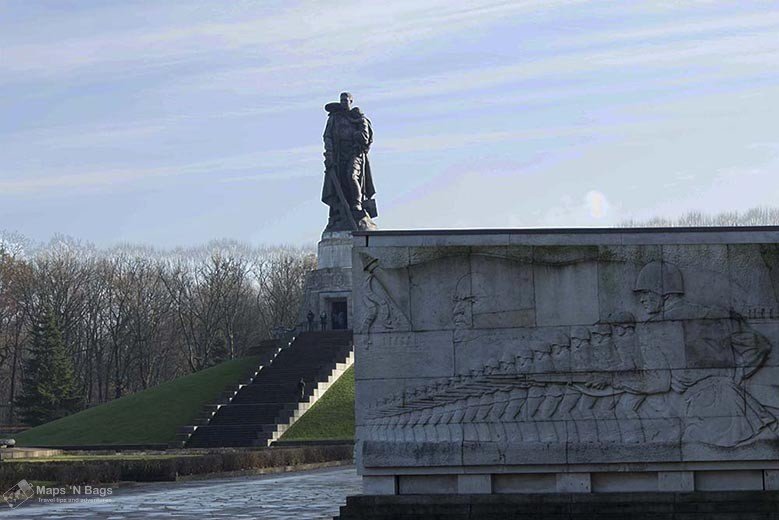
336 490 779 519
349 226 779 500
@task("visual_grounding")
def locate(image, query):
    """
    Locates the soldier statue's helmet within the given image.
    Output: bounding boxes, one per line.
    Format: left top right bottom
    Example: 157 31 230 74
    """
530 342 552 354
570 326 591 341
547 330 570 347
590 323 613 337
633 261 684 295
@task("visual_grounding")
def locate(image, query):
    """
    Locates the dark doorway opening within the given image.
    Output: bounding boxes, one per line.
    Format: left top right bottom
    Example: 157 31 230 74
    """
331 300 348 330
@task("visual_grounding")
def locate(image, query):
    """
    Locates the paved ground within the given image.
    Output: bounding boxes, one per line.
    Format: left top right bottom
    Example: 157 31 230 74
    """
1 466 361 519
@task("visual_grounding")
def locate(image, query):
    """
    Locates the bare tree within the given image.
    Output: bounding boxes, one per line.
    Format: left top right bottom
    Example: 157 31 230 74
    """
255 251 316 338
0 231 316 424
620 206 779 227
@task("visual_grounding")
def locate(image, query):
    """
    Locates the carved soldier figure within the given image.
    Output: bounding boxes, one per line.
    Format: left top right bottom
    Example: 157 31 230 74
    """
632 262 777 446
322 92 377 231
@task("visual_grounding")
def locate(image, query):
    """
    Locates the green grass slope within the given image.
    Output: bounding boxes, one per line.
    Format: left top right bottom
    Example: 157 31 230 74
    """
16 356 261 447
281 365 355 441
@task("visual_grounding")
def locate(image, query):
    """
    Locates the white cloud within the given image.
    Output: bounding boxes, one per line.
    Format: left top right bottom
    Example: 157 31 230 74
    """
585 190 610 219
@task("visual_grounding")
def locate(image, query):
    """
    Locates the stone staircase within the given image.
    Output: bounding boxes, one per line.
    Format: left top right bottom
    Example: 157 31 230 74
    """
185 330 353 448
170 339 284 448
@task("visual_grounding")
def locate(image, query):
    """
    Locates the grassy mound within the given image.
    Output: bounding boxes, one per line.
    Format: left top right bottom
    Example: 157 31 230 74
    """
16 356 261 447
281 366 355 441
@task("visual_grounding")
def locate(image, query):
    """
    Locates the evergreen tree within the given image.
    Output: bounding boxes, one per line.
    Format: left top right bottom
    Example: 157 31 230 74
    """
15 307 82 425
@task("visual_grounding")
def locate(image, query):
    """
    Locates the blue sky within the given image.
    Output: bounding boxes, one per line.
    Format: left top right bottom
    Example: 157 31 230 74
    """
1 1 778 246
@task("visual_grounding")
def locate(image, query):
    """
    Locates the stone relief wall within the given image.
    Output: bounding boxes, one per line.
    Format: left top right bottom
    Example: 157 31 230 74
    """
354 243 779 469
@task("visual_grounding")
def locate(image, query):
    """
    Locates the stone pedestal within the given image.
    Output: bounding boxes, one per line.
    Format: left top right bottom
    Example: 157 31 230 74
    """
297 232 354 331
318 231 353 269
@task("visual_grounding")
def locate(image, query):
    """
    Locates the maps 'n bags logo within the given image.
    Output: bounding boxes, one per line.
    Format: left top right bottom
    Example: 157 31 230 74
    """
3 479 34 508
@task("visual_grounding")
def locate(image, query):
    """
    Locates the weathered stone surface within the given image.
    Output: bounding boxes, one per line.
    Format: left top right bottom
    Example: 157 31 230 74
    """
408 246 471 266
658 471 694 492
398 475 458 494
457 474 492 494
533 256 599 326
363 475 397 495
318 231 354 269
363 440 462 467
468 254 535 329
728 244 779 315
556 472 591 493
591 471 658 492
764 469 779 490
695 470 764 491
565 419 682 464
463 438 567 465
493 473 557 493
661 244 732 319
352 228 779 495
354 331 453 380
409 253 470 331
635 320 686 369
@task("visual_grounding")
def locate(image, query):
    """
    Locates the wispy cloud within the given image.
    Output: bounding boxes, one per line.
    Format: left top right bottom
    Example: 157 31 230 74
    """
0 121 614 193
0 144 322 193
548 10 779 50
0 1 581 81
149 18 779 106
2 1 778 245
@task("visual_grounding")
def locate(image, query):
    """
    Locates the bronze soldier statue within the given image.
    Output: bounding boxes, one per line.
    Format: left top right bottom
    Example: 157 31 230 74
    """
322 92 377 231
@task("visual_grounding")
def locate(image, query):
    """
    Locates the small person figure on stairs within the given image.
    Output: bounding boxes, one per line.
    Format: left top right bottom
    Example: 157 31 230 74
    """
297 378 306 402
307 310 315 332
320 311 328 331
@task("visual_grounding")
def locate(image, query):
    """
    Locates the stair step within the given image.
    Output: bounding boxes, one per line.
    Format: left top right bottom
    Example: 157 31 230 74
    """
185 331 353 448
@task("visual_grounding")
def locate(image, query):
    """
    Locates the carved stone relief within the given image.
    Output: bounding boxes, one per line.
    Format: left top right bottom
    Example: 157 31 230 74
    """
358 247 779 457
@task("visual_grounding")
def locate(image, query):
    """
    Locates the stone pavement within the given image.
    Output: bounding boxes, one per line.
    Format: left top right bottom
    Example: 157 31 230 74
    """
2 466 361 519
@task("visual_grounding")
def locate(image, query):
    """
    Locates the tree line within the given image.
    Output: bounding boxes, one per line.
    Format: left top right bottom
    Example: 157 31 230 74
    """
620 206 779 227
0 233 315 425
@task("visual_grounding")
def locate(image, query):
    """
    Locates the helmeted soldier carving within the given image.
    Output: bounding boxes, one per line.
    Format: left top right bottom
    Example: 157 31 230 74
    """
322 92 377 231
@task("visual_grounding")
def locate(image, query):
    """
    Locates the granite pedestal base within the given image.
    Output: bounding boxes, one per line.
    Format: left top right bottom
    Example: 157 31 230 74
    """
335 491 779 519
298 231 354 331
